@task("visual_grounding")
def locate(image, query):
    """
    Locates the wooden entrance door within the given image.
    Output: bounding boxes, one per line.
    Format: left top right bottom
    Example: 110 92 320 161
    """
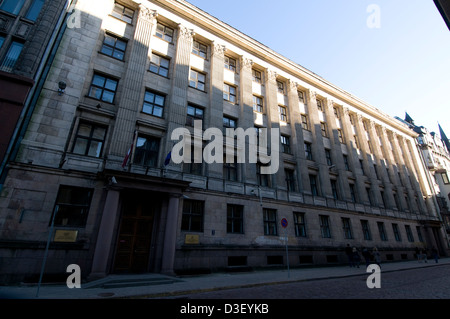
114 194 157 273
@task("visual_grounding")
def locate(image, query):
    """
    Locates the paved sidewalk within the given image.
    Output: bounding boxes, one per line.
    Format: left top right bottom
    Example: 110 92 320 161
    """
1 258 449 299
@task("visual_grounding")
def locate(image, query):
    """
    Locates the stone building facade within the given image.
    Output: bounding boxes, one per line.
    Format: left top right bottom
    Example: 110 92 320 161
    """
0 0 448 283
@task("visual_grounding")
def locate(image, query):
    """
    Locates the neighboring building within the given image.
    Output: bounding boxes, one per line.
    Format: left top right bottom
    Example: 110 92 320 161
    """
434 0 450 31
0 0 448 283
396 114 450 236
0 0 70 188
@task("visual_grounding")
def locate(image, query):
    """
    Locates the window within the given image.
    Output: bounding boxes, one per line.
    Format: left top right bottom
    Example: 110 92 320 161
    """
186 104 204 126
257 162 269 187
442 172 450 184
192 40 207 58
325 149 333 166
252 69 262 83
276 81 285 94
310 175 319 197
100 33 127 60
253 95 263 113
155 23 173 42
392 223 402 241
223 116 237 130
366 187 373 206
343 155 350 171
280 135 291 154
301 114 309 130
263 208 277 236
320 122 328 137
316 99 323 111
361 220 372 240
342 218 353 239
331 179 339 200
183 144 202 175
223 83 237 103
88 73 118 103
338 129 345 143
377 222 388 241
224 56 236 72
72 122 107 157
0 41 23 72
405 225 414 242
25 0 44 21
224 156 237 181
0 0 25 15
349 184 357 203
319 215 331 238
227 205 244 234
373 164 380 180
149 53 169 77
189 69 206 91
304 142 313 160
181 200 204 232
0 36 4 49
349 114 355 125
133 135 160 168
416 226 424 242
294 212 307 237
360 159 365 175
298 91 305 104
51 186 93 227
354 135 359 149
333 107 340 118
111 2 134 24
142 90 165 118
279 106 288 122
285 169 296 192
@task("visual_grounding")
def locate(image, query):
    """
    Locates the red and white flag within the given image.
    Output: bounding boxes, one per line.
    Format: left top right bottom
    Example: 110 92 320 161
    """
122 130 137 169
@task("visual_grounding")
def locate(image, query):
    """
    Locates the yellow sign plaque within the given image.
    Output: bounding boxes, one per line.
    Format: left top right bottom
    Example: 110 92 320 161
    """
54 230 78 243
185 234 200 245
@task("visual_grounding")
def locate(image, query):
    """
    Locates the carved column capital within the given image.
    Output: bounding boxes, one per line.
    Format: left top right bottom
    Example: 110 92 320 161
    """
212 42 226 57
240 56 253 70
138 5 157 21
178 24 195 41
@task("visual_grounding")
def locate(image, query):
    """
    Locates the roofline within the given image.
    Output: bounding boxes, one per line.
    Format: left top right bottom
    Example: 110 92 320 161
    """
150 0 417 137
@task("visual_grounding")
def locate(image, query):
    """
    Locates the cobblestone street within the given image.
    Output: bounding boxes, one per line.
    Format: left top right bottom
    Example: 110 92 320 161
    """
170 264 450 299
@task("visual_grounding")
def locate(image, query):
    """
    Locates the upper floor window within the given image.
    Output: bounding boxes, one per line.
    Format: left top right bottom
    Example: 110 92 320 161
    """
304 142 313 160
223 116 237 130
342 218 353 239
142 90 165 118
133 135 160 168
224 56 236 72
279 105 288 122
88 73 118 103
320 122 328 137
227 204 244 234
25 0 44 21
253 95 263 113
316 99 323 111
149 53 169 77
280 135 291 154
392 223 402 242
100 33 127 61
189 69 206 91
155 23 174 42
361 220 372 240
223 83 237 103
276 80 285 94
285 169 296 192
263 208 278 236
442 172 450 184
252 69 262 83
72 121 107 158
0 36 5 49
192 40 207 59
301 114 309 130
333 106 340 118
0 0 25 15
186 104 204 126
338 129 345 143
294 212 307 237
298 91 305 103
111 2 134 24
0 41 24 72
319 215 331 238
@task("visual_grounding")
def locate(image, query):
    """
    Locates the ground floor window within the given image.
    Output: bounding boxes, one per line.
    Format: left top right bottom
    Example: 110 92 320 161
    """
51 186 93 227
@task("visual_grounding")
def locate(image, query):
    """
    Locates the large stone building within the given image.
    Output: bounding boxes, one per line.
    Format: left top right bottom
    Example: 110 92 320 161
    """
0 0 448 283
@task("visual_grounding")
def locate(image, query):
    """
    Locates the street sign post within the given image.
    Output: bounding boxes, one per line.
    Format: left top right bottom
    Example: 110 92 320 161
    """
281 218 290 278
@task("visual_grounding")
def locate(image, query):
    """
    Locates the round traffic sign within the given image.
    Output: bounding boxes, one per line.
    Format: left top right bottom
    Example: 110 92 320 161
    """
281 218 288 228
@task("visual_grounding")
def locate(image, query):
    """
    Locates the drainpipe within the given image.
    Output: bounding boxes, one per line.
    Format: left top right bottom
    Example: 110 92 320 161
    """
0 0 73 192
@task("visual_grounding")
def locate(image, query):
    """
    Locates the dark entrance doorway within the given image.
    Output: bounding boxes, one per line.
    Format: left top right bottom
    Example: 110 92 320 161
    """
114 191 160 273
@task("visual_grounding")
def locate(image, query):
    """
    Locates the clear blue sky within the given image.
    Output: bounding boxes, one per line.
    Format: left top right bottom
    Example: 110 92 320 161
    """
186 0 450 136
